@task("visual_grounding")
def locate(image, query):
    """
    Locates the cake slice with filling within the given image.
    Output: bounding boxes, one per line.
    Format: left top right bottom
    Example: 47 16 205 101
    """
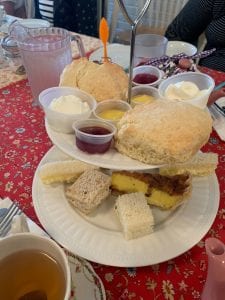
111 171 192 210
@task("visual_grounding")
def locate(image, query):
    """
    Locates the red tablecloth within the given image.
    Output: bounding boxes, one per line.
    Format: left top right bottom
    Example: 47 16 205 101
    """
0 69 225 300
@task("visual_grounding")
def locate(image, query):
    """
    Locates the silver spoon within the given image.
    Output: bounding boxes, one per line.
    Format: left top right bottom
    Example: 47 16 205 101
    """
18 290 47 300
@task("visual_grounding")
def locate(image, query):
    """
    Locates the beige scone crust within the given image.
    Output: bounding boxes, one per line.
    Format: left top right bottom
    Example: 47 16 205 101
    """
59 58 128 102
115 100 213 164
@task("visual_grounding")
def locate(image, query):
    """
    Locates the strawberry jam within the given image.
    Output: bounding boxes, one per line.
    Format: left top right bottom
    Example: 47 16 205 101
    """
75 126 113 154
133 73 158 84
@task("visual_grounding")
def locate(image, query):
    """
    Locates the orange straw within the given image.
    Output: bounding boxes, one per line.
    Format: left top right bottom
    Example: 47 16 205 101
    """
99 17 109 62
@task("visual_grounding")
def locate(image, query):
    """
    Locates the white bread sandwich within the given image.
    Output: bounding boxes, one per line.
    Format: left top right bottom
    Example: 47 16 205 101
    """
66 169 111 214
59 57 128 102
115 192 154 240
39 160 98 184
115 100 212 165
159 152 218 176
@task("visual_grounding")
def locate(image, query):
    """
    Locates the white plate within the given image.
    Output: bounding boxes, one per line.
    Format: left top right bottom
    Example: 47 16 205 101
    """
215 97 225 117
89 43 130 70
67 251 106 300
166 41 197 56
45 120 161 170
32 146 220 267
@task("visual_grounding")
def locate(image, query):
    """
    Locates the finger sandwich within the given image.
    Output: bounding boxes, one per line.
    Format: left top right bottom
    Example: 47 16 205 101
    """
66 169 111 214
115 192 154 240
39 160 98 184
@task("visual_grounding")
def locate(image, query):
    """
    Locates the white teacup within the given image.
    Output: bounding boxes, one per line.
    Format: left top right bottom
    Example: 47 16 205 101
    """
0 233 71 300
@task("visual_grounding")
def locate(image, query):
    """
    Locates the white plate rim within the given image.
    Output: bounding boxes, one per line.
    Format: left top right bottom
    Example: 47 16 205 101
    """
32 146 220 267
45 120 162 170
89 43 130 69
66 250 106 300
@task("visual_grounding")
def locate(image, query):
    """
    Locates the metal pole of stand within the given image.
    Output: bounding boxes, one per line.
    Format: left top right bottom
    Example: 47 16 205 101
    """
115 0 153 104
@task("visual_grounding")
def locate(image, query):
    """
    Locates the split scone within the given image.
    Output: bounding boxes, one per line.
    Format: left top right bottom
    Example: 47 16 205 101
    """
115 192 154 240
111 171 192 210
59 57 128 102
66 169 111 214
39 160 98 184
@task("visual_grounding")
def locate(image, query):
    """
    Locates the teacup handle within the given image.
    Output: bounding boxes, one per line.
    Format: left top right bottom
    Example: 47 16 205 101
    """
71 35 86 58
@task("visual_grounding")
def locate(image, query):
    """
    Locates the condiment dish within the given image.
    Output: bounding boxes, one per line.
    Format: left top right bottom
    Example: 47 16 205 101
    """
158 72 215 109
166 41 197 56
93 99 131 124
73 119 116 154
131 86 159 107
39 87 97 134
132 65 163 87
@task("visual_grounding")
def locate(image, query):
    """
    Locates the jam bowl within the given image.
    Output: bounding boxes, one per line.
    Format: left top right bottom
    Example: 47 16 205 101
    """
39 87 97 134
132 65 164 87
73 119 117 154
93 99 131 124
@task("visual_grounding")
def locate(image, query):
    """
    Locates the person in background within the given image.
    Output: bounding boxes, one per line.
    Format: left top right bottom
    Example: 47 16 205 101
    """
165 0 225 72
34 0 99 37
0 0 26 18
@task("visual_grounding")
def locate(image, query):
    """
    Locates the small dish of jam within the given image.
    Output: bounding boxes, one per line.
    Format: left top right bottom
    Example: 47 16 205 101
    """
73 119 116 154
133 65 163 87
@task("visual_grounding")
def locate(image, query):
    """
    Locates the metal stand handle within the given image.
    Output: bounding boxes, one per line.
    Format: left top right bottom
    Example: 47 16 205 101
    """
115 0 153 103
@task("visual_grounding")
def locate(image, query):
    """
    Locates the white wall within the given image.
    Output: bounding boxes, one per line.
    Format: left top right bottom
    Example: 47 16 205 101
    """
107 0 188 43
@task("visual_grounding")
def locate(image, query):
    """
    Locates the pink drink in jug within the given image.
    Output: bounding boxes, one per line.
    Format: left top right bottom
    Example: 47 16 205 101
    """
20 33 72 105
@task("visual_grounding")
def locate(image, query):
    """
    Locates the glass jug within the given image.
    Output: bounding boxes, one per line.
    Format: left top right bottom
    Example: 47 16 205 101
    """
9 22 85 105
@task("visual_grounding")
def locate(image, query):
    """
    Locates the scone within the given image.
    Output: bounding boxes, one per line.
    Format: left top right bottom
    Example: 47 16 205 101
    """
59 58 128 102
115 100 212 164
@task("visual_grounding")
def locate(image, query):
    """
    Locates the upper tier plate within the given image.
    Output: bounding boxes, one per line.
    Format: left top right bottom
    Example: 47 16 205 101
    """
45 120 161 170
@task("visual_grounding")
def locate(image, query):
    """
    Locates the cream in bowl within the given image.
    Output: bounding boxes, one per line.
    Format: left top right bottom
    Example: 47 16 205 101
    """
158 72 215 109
50 94 90 114
73 119 116 154
39 87 97 133
93 99 131 123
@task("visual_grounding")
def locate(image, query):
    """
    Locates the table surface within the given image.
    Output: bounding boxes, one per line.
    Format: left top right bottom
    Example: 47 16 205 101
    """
0 34 225 299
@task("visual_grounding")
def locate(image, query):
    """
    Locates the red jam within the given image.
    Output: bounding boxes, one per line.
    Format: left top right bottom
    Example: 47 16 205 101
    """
133 73 158 84
76 126 113 154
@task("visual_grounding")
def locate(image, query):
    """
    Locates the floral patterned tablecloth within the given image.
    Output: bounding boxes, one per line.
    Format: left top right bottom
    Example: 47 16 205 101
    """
0 67 225 300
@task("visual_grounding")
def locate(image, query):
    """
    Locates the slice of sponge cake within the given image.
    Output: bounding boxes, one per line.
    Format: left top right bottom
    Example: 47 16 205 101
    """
66 169 111 214
115 192 154 240
111 171 192 210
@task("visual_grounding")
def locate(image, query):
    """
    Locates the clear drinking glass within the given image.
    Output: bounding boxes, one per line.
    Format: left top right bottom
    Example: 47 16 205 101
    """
134 34 168 66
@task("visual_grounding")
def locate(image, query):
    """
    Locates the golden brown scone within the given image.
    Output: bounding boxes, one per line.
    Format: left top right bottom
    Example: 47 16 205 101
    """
59 58 128 102
115 100 213 165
